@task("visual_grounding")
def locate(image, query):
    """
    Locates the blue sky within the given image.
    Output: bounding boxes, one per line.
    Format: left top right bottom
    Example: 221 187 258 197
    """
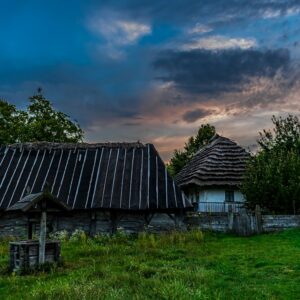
1 0 300 159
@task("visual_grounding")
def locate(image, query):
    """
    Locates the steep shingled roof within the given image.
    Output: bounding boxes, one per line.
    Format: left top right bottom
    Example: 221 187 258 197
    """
0 142 191 212
175 135 250 188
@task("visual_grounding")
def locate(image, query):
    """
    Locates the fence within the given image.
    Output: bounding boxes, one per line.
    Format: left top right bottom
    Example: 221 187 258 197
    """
197 202 244 213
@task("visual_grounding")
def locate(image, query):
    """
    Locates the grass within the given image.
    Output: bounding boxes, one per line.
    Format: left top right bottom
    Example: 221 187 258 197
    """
0 229 299 299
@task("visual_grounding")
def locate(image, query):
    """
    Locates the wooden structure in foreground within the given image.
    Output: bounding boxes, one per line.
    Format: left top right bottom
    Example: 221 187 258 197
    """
8 190 69 270
9 240 60 271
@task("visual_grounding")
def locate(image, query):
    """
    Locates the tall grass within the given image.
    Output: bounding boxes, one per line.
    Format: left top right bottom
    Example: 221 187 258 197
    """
0 229 299 299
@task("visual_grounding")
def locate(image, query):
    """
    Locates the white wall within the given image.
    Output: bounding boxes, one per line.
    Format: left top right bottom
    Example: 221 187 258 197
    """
187 189 246 212
195 189 245 203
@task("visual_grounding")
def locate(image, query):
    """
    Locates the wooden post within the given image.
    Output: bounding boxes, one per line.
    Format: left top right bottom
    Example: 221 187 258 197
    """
39 211 47 264
228 204 234 231
255 205 262 234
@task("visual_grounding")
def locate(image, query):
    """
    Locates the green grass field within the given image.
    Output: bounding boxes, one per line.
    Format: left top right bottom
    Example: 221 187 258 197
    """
0 229 299 300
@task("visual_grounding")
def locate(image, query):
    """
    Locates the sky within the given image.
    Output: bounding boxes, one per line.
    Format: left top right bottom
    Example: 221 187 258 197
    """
1 0 300 160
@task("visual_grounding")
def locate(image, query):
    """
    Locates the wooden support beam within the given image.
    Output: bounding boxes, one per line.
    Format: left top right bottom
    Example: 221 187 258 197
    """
39 211 47 264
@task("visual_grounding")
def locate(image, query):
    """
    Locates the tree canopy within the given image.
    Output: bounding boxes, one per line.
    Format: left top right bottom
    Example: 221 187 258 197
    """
0 90 84 144
167 124 216 177
242 114 300 214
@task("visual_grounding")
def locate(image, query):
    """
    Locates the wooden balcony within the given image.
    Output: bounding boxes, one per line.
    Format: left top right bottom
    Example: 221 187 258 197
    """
196 201 244 213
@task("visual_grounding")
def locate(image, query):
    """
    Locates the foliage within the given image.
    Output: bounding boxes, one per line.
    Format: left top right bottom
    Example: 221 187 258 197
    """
168 124 216 176
242 114 300 213
0 229 299 299
69 229 87 243
0 89 83 144
258 114 300 152
49 230 69 242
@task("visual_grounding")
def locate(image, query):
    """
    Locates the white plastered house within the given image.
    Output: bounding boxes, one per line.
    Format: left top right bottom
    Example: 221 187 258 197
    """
175 135 250 213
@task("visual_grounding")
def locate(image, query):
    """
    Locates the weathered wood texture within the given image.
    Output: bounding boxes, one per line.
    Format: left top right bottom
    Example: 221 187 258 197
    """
0 212 28 238
0 143 190 212
0 211 186 238
9 240 60 271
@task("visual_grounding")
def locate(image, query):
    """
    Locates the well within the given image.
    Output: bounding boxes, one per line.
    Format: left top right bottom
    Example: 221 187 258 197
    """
6 189 69 271
9 240 60 271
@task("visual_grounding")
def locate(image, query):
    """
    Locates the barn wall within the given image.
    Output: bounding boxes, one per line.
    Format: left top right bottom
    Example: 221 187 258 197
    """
0 210 183 238
0 212 28 238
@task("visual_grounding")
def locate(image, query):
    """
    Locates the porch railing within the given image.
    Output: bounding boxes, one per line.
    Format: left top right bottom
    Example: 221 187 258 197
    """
197 202 244 213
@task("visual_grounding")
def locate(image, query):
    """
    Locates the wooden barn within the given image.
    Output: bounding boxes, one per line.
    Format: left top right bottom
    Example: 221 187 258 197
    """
0 142 191 238
175 135 250 213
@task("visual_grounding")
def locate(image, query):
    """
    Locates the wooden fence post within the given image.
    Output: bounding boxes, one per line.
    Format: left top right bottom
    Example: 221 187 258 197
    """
255 205 262 234
228 204 234 231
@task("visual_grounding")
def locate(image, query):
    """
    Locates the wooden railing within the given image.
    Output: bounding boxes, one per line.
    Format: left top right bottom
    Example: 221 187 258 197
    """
197 202 244 213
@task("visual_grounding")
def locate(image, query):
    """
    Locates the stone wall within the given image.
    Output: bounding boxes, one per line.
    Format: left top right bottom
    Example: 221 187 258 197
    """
185 213 300 234
262 215 300 232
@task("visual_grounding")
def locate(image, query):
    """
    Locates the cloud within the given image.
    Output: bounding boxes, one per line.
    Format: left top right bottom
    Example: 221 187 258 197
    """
187 23 213 35
183 36 256 50
182 108 215 123
262 6 300 19
88 18 151 46
87 12 151 58
153 48 290 95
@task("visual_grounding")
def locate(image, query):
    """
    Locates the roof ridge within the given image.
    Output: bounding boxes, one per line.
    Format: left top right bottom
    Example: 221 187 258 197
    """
5 141 146 150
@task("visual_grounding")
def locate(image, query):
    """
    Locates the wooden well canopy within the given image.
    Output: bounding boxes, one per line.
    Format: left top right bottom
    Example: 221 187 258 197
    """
0 142 191 212
175 135 250 188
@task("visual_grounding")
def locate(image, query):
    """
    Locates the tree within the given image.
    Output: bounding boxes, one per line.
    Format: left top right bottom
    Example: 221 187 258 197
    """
0 100 21 144
168 124 216 176
242 114 300 214
258 114 300 152
0 90 84 144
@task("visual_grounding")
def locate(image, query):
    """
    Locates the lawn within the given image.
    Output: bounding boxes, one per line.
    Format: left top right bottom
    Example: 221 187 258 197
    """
0 229 299 300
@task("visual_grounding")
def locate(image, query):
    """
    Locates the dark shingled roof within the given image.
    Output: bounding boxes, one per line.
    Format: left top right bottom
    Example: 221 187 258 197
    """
0 142 191 212
175 135 250 188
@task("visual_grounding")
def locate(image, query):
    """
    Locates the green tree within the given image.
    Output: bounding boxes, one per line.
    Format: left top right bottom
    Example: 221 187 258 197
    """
242 115 300 214
258 114 300 152
0 90 84 144
168 124 216 177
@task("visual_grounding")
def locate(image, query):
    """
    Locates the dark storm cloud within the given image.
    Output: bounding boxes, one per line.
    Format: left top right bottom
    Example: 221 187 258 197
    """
182 108 215 123
153 48 290 95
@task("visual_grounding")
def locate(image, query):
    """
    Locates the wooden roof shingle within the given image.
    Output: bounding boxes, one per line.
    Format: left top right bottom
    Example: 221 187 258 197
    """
175 135 250 188
0 142 191 212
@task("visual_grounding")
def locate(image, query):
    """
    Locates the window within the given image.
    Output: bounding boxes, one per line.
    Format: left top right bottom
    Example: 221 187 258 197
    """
225 190 234 202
